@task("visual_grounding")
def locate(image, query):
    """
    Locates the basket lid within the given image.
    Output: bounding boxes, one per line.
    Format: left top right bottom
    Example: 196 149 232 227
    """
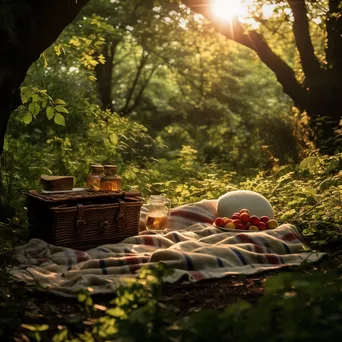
25 190 141 204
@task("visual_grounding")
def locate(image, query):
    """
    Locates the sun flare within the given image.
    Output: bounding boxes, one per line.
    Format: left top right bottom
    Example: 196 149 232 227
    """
212 0 245 21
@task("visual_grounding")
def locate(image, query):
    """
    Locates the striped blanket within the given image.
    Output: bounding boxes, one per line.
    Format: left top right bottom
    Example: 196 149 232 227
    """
11 200 326 297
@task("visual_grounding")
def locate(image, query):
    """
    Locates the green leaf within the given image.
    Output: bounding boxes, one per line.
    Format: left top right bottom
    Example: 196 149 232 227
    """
31 94 40 102
303 186 316 197
22 113 33 124
280 209 297 220
29 102 40 116
55 105 69 114
21 324 49 332
54 113 65 126
41 99 48 108
21 95 28 104
52 328 68 342
78 293 87 303
46 106 55 120
54 99 66 105
299 157 318 172
110 133 118 145
20 86 29 104
106 307 126 318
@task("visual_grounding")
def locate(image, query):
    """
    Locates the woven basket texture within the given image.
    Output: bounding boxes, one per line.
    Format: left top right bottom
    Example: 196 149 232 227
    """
26 190 142 250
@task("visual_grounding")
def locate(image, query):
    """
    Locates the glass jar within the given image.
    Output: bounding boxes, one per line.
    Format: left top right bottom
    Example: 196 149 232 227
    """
145 195 171 231
87 164 104 191
100 165 122 191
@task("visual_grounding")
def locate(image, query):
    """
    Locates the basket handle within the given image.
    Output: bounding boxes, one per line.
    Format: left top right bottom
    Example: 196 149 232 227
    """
76 204 86 236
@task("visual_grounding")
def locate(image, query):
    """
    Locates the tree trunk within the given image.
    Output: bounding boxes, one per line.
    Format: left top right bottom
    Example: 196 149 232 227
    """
0 0 89 156
95 38 121 111
307 0 342 154
306 78 342 154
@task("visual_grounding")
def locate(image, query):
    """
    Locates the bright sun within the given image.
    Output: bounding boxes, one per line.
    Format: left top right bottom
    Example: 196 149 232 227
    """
212 0 246 21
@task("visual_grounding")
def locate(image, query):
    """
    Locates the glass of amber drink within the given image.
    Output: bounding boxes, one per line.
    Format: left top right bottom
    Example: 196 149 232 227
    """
145 195 171 231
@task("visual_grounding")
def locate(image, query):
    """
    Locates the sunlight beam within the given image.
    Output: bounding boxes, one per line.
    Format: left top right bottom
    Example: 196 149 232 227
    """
212 0 245 21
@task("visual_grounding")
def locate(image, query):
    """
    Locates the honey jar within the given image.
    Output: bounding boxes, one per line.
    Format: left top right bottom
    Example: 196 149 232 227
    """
86 164 104 191
100 165 122 191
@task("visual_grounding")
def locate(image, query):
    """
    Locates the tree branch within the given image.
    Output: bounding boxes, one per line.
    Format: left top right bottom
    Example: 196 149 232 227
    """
287 0 323 82
125 64 158 115
181 0 308 109
120 50 150 115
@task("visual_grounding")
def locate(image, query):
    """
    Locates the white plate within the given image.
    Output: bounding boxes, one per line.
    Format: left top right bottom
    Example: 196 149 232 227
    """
213 224 259 233
41 188 86 194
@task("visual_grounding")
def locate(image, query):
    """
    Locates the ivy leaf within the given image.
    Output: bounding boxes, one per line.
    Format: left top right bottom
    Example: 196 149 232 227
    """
54 99 66 105
22 113 33 124
110 133 118 145
46 107 55 120
54 113 65 126
29 102 40 116
55 105 69 114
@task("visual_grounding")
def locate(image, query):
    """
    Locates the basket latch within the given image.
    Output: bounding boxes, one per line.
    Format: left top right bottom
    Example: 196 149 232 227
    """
117 199 126 229
76 204 86 236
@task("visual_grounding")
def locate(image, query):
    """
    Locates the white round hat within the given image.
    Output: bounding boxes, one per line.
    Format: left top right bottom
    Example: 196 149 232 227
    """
217 190 274 219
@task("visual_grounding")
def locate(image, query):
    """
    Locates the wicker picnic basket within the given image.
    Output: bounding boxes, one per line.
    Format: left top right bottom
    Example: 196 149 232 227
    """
25 190 143 250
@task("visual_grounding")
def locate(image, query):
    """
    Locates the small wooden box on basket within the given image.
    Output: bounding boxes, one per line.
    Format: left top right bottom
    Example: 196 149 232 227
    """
25 190 142 250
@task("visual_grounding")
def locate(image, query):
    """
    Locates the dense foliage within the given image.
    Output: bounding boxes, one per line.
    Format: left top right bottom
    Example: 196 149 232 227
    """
0 0 319 215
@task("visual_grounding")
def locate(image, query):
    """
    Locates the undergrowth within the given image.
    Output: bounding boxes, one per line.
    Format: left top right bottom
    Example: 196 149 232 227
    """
14 263 342 342
148 150 342 245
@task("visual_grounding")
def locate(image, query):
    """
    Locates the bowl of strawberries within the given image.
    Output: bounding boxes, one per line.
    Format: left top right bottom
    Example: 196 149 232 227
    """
213 208 278 232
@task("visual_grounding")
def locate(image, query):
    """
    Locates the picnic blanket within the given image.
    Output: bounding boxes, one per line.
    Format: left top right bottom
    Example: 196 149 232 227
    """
11 200 327 297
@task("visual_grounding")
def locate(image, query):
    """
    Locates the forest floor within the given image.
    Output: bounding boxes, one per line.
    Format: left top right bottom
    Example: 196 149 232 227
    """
11 238 342 341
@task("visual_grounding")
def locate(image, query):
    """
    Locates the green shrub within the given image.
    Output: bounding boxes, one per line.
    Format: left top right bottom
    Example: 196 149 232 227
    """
18 264 342 342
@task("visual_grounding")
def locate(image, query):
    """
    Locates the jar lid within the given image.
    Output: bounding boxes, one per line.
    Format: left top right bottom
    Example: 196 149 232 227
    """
90 164 104 169
103 164 118 169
